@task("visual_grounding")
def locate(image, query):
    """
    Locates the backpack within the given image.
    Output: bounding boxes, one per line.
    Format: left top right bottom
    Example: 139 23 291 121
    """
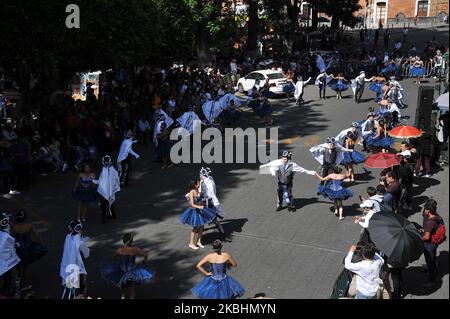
431 219 447 245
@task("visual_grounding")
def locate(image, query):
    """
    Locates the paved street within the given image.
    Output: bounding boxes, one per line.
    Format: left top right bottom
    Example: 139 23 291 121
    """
1 27 448 300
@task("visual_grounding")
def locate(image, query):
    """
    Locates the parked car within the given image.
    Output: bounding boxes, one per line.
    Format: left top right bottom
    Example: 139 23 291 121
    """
237 70 287 95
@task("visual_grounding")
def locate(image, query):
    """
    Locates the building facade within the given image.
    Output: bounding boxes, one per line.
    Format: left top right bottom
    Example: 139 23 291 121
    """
358 0 449 27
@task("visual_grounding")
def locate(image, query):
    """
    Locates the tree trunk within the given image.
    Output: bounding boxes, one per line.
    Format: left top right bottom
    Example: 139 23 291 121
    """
287 0 300 37
331 15 340 30
247 0 258 58
311 1 318 30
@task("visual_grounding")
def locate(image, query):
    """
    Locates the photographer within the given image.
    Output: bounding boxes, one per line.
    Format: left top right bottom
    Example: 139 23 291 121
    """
380 172 400 211
344 242 384 299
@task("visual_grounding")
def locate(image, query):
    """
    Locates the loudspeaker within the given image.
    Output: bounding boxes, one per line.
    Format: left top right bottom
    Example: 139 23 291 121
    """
415 86 434 130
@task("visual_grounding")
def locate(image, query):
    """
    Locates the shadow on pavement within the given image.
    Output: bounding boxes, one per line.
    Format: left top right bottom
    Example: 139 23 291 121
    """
403 251 449 297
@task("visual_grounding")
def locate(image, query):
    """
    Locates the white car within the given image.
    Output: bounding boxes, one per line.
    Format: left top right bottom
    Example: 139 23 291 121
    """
237 70 287 95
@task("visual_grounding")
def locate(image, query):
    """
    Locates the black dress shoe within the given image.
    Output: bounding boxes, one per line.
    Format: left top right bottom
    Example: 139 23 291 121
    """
276 206 283 212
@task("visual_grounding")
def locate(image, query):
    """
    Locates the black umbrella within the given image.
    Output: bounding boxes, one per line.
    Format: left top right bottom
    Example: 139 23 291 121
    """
368 210 423 267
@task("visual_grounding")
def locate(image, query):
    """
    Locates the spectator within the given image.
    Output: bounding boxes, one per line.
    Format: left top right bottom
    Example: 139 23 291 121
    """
403 27 408 43
0 137 18 199
344 242 384 299
361 187 383 212
137 115 151 146
415 129 433 177
421 199 445 287
383 172 401 211
355 200 377 229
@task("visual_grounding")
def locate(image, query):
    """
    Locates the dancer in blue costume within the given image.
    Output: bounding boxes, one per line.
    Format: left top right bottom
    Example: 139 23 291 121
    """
315 167 353 221
12 210 47 290
330 73 350 100
180 179 217 250
340 131 366 182
192 240 245 299
368 75 388 103
100 233 153 299
365 119 394 152
72 163 100 222
410 56 426 84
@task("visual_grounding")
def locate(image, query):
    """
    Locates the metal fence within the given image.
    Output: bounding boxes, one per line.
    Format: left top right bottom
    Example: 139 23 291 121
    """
332 59 445 79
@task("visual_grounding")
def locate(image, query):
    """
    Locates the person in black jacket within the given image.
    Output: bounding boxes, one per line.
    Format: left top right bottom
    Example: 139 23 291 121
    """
397 154 414 210
415 130 433 177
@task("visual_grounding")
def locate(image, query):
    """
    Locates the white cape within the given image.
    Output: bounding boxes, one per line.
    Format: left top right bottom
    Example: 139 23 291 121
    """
201 176 220 207
221 93 242 109
117 138 140 163
0 231 20 277
294 78 311 100
202 100 224 124
351 79 357 96
259 159 316 176
97 166 121 205
155 109 174 128
60 234 89 286
176 111 200 136
335 128 362 146
309 143 351 166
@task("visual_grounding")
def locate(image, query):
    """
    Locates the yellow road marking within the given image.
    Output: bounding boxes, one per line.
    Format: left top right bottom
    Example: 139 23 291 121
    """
303 135 321 147
264 135 301 145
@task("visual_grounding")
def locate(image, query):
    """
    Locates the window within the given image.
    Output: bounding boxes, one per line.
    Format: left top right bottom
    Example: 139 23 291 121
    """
256 73 266 81
376 3 386 22
266 73 285 80
417 1 429 17
246 73 257 80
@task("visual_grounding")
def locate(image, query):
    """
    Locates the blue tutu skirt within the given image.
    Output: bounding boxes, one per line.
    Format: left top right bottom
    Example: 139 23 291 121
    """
100 262 154 288
179 207 217 227
341 151 366 165
317 184 354 201
16 242 47 265
366 135 394 148
331 83 349 92
73 186 100 203
192 275 245 299
381 65 397 74
410 66 425 77
368 83 383 95
283 83 295 94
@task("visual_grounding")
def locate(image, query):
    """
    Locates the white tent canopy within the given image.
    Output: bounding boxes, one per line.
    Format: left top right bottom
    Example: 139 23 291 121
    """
436 92 449 112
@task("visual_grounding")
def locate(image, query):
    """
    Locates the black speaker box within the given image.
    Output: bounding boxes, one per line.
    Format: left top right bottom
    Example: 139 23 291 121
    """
415 86 434 130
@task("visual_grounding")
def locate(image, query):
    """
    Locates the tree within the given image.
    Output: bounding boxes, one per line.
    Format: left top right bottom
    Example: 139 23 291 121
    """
0 0 181 114
321 0 361 30
247 0 259 58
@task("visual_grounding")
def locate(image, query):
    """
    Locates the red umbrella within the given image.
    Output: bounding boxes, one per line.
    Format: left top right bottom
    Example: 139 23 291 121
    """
389 126 423 139
365 153 401 169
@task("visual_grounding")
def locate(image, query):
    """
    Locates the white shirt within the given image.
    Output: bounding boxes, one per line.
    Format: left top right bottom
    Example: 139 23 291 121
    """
358 209 376 228
117 138 140 163
345 251 384 297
